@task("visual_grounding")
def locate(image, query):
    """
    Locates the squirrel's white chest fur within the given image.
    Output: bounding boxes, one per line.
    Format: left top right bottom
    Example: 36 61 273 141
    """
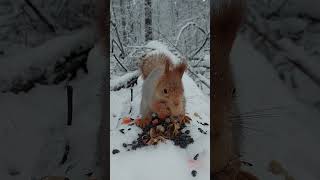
140 67 163 117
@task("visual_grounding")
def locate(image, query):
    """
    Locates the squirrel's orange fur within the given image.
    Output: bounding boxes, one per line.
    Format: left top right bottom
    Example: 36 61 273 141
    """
136 53 187 128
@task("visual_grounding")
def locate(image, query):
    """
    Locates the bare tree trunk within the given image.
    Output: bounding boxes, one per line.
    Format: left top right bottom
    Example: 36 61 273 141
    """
170 0 175 37
144 0 152 42
120 0 127 44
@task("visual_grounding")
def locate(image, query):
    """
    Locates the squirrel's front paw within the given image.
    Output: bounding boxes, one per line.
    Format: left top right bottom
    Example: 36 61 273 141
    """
135 118 151 128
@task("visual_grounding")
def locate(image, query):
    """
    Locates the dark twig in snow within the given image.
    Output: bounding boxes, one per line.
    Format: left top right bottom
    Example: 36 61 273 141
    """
67 85 73 126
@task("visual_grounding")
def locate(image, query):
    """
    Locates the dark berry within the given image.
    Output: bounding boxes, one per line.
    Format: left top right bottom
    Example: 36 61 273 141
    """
185 130 190 134
122 143 127 148
112 149 120 154
85 172 93 177
191 170 197 177
193 154 199 160
198 128 207 134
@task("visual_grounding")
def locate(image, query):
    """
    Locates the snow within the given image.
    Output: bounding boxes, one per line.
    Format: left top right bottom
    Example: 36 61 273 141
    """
230 35 320 180
110 70 139 91
276 38 320 104
267 17 307 37
110 73 210 180
0 43 105 180
145 40 182 65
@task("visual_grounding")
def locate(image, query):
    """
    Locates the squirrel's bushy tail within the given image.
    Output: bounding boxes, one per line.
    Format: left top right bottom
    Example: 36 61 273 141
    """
213 0 246 58
139 53 172 79
212 0 246 139
212 0 247 177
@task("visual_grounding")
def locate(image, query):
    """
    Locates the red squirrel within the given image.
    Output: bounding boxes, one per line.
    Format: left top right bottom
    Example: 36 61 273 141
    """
136 53 188 128
212 0 258 179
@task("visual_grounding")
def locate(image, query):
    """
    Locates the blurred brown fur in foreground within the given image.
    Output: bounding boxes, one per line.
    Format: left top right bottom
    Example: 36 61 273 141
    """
212 0 258 179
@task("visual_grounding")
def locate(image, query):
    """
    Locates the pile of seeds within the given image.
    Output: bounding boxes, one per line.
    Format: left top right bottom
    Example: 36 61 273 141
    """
124 113 194 150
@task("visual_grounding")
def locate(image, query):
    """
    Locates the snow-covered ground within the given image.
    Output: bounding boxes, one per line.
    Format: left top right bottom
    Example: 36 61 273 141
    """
0 43 105 180
231 36 320 180
110 73 210 180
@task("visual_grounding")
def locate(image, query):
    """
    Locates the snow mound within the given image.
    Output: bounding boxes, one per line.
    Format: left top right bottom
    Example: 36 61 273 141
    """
145 40 182 65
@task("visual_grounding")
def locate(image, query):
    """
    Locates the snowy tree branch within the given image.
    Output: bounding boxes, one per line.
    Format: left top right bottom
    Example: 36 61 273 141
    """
175 22 207 47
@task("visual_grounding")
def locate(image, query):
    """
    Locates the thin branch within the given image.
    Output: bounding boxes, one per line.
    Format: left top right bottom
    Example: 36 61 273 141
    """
111 20 126 57
112 53 128 72
150 27 184 56
175 22 207 47
190 33 209 59
24 0 56 32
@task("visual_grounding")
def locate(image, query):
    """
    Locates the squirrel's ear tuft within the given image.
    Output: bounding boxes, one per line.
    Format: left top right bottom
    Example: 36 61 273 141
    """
176 62 187 78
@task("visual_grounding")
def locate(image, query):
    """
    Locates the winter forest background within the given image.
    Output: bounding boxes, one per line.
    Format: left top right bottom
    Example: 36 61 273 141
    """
110 0 320 109
110 0 210 95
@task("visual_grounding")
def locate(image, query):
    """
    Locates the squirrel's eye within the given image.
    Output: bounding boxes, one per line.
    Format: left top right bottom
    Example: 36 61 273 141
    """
163 89 168 94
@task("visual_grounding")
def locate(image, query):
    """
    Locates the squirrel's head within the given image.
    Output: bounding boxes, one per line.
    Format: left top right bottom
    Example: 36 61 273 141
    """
155 58 187 116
